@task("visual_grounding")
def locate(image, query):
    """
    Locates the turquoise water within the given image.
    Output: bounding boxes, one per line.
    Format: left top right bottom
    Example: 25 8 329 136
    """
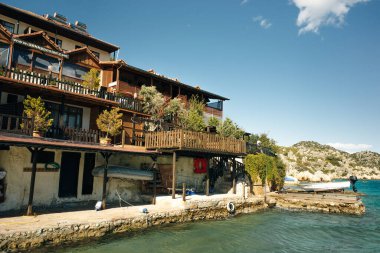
49 181 380 253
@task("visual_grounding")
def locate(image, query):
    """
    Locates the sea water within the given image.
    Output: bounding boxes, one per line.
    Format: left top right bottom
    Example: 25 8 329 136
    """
42 181 380 253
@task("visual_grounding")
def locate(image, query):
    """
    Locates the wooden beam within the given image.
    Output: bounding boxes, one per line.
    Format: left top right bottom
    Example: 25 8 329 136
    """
182 182 186 201
172 151 176 199
232 158 236 194
26 147 44 216
101 152 112 210
152 165 157 205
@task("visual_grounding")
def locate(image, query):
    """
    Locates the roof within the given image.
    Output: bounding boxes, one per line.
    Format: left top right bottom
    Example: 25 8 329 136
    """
100 60 229 101
14 31 63 52
0 133 158 155
0 24 12 40
65 46 100 65
0 3 119 53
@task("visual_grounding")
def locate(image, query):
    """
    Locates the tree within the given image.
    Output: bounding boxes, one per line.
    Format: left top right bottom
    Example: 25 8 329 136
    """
245 153 285 191
217 118 244 139
21 95 53 132
96 108 123 139
139 85 165 120
208 116 221 128
164 97 186 125
82 68 100 90
182 95 206 132
247 133 279 154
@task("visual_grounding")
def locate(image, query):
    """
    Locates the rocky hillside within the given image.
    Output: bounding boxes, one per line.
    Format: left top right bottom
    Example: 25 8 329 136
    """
279 141 380 181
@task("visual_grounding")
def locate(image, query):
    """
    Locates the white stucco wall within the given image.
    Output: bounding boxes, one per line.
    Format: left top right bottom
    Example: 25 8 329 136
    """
0 147 211 212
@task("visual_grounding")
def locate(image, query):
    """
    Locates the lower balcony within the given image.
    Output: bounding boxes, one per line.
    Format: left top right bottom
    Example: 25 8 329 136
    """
0 113 100 144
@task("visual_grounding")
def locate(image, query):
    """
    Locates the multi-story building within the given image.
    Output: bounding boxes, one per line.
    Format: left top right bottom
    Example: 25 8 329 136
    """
0 3 246 215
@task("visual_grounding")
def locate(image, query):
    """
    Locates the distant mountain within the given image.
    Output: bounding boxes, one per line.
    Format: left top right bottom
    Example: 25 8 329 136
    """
279 141 380 181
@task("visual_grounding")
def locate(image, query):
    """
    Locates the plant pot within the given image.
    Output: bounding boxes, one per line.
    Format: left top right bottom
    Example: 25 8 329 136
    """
100 137 112 146
32 131 42 138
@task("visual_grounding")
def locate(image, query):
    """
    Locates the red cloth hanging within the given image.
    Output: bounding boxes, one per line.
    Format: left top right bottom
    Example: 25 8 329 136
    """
194 158 207 174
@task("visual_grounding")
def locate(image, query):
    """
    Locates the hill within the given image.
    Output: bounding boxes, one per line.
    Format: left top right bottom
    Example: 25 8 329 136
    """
279 141 380 181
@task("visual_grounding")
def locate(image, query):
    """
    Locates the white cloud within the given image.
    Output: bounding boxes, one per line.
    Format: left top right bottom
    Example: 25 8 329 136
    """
253 16 272 29
291 0 368 34
327 142 372 152
240 0 249 5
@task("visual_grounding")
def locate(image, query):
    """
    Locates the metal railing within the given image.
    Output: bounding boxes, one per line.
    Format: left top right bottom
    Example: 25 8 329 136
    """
0 67 144 113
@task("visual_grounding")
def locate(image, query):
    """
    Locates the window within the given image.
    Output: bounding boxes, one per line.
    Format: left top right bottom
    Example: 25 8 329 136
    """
49 36 62 48
34 53 60 73
12 46 32 66
91 50 100 59
62 62 89 80
0 42 9 67
0 19 15 33
30 151 55 164
45 102 83 129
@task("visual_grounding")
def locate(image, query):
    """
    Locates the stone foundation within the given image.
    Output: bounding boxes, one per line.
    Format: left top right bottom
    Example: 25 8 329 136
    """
269 193 365 215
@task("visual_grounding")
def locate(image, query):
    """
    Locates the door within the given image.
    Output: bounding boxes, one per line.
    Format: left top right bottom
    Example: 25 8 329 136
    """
59 152 81 198
81 153 95 195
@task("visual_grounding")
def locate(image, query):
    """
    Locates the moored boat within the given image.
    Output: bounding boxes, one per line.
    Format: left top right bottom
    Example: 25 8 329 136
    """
92 165 154 181
300 181 351 192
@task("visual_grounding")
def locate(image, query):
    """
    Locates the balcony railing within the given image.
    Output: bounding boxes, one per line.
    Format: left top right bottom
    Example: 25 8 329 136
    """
145 130 246 155
0 114 33 135
0 67 144 113
0 113 100 144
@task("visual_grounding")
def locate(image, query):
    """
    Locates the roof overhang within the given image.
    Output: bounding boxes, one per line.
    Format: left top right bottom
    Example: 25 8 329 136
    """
0 3 119 53
100 60 229 101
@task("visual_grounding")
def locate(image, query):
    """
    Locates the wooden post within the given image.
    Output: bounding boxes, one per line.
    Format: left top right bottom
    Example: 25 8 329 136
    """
232 158 236 194
206 178 210 196
101 152 112 210
152 169 157 205
26 147 44 216
172 151 176 199
242 183 246 199
132 113 136 145
121 129 125 147
182 183 186 202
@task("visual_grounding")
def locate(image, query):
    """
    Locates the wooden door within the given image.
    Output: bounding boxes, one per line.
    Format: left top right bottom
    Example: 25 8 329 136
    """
81 153 95 195
58 152 81 198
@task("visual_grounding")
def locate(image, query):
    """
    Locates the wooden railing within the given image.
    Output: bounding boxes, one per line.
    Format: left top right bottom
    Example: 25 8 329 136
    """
0 67 144 113
46 126 101 144
145 130 246 154
0 114 33 136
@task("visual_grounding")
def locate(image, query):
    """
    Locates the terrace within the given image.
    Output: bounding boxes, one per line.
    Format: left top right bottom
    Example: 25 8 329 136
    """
0 114 246 156
0 67 144 113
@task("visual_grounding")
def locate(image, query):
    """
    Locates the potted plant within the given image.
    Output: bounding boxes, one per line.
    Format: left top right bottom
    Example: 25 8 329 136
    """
96 108 123 146
82 68 100 94
21 95 53 137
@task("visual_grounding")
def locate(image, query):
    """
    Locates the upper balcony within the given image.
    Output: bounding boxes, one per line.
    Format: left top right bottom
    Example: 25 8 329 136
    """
0 67 144 113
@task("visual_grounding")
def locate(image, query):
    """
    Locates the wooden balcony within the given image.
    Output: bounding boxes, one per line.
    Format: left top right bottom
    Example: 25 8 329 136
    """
0 113 100 144
145 130 246 155
0 67 144 113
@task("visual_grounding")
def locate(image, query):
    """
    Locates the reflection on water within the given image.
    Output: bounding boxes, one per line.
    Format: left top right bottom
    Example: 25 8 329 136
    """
37 181 380 253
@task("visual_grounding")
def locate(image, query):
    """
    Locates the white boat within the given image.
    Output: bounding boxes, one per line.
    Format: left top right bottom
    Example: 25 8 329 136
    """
284 176 299 185
301 181 351 192
0 171 6 180
92 165 154 181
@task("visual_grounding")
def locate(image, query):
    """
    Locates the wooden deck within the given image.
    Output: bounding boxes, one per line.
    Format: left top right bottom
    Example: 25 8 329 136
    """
145 130 246 155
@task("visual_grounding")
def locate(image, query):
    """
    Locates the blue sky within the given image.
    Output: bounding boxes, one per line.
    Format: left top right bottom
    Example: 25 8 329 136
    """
4 0 380 152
